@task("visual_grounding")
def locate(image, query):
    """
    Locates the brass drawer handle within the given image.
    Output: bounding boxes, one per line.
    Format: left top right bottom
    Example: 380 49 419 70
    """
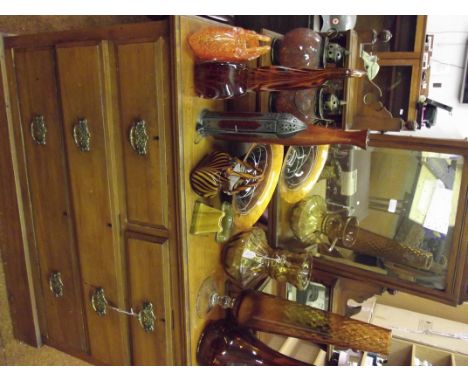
90 287 156 332
91 287 108 316
129 119 148 156
31 115 47 145
73 118 91 152
138 301 156 333
49 271 64 298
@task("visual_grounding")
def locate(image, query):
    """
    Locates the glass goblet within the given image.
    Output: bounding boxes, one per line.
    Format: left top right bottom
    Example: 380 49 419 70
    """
222 227 313 291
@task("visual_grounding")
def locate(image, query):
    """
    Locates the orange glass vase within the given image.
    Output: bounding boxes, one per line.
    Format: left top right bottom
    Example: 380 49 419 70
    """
188 26 271 62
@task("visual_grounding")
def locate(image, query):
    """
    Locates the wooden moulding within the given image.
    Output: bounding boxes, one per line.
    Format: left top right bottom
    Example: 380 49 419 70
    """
314 133 468 306
170 15 233 364
3 20 169 49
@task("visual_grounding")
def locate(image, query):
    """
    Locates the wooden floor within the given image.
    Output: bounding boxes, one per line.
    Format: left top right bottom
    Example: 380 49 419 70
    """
0 15 153 366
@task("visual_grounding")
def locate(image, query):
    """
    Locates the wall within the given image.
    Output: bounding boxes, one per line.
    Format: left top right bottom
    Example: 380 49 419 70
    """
377 291 468 325
390 15 468 140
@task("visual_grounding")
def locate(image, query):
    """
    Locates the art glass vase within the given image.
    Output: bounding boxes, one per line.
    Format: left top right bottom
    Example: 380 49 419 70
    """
194 61 364 100
275 28 323 68
196 278 391 355
197 318 308 366
189 144 284 231
342 227 434 271
188 26 271 62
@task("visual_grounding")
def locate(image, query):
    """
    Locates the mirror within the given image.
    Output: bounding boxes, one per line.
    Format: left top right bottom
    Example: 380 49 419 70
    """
275 143 465 291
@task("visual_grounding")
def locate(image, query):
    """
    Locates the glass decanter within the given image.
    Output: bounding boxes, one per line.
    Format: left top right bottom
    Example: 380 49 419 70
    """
196 277 391 355
290 195 359 251
222 227 312 290
194 61 365 99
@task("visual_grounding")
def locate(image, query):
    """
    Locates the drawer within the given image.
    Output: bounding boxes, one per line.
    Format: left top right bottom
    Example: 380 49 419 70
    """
12 47 87 353
115 38 172 229
126 236 172 365
56 42 129 365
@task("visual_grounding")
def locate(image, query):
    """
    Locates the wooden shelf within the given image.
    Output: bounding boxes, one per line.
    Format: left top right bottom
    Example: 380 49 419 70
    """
385 338 467 366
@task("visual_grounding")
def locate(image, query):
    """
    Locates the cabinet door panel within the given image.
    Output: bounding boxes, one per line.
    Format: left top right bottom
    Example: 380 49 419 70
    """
127 237 171 365
14 47 87 352
116 39 170 228
56 43 128 365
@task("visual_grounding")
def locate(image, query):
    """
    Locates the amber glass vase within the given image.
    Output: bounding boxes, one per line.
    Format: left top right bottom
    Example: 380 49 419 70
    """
194 61 364 99
342 227 434 271
196 278 391 356
197 318 308 366
222 227 312 290
233 290 391 355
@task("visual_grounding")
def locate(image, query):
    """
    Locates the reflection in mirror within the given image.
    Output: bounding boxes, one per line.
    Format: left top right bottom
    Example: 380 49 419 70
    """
286 281 330 311
280 145 464 291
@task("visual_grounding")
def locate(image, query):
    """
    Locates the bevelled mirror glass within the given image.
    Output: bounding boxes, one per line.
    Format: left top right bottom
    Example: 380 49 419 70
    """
275 144 464 291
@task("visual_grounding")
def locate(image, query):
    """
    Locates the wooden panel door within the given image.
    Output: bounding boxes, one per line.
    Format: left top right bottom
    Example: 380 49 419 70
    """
12 47 87 353
126 236 172 365
115 38 171 229
56 43 129 365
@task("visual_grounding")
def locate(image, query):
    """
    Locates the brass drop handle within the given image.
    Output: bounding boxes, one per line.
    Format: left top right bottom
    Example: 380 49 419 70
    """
31 115 47 145
73 118 91 152
90 288 156 332
129 119 149 156
91 287 108 316
137 302 156 332
49 271 64 298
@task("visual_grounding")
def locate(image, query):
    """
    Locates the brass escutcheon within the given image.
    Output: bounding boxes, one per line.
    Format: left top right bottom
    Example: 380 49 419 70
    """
129 119 149 156
48 271 64 298
31 115 47 145
73 118 91 152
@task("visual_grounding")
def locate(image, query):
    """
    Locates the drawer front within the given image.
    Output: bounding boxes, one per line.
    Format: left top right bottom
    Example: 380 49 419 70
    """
56 43 128 365
115 39 171 229
127 237 171 365
13 47 87 352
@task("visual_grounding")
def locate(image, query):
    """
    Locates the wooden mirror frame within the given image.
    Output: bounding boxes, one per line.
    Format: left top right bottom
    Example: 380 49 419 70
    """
270 133 468 306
